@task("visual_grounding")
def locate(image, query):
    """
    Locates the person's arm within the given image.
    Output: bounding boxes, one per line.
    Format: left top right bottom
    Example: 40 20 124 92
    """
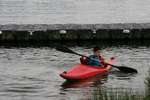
80 56 88 64
99 55 106 65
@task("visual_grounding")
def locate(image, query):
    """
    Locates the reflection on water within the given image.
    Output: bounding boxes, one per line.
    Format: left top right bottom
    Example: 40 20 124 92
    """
0 41 149 100
61 75 108 89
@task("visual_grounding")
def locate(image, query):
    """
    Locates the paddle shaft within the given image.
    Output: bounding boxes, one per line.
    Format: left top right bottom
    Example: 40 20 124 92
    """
57 46 120 68
56 46 138 73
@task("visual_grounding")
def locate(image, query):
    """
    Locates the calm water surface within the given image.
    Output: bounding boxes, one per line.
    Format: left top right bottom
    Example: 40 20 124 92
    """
0 43 149 100
0 0 150 24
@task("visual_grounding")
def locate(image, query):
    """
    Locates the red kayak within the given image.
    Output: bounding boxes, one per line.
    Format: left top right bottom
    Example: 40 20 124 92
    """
60 58 115 81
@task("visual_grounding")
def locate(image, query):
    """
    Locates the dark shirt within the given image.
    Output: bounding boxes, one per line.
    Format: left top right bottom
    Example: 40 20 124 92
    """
88 55 102 66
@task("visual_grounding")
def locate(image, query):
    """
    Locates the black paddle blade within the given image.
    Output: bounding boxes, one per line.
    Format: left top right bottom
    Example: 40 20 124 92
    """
56 45 86 57
56 45 74 54
115 66 138 73
55 45 82 56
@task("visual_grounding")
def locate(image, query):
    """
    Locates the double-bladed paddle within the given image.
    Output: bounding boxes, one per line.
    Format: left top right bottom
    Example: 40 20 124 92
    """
56 45 138 73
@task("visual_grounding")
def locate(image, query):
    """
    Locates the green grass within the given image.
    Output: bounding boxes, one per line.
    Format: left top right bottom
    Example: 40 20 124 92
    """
91 70 150 100
143 70 150 100
92 88 143 100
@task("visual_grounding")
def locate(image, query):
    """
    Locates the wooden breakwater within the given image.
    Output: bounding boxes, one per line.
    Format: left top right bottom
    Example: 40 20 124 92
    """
0 23 150 42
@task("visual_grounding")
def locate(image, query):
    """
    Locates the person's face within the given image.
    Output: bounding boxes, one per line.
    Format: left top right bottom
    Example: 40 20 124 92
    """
94 50 100 56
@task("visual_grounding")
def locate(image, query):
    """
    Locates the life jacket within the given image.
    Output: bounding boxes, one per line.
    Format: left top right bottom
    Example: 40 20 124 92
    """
80 55 105 66
87 55 102 66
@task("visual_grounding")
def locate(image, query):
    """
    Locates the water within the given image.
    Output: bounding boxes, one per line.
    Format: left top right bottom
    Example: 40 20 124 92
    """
0 0 150 24
0 42 149 100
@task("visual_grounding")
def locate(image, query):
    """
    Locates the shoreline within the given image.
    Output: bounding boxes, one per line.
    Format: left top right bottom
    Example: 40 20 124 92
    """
0 23 150 41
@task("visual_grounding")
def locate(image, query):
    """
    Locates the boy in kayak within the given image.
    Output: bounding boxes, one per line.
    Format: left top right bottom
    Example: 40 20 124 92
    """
80 47 106 67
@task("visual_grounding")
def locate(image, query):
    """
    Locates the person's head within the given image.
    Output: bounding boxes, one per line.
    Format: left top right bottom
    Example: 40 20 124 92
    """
93 46 100 56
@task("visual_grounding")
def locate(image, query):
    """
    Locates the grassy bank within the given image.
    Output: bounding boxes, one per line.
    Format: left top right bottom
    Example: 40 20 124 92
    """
92 88 143 100
143 70 150 100
91 70 150 100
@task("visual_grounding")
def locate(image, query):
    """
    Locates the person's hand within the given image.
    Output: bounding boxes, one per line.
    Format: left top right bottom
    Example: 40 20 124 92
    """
81 56 87 60
110 57 115 60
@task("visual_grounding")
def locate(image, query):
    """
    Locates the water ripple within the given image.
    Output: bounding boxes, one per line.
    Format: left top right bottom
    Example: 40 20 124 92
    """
0 45 149 99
